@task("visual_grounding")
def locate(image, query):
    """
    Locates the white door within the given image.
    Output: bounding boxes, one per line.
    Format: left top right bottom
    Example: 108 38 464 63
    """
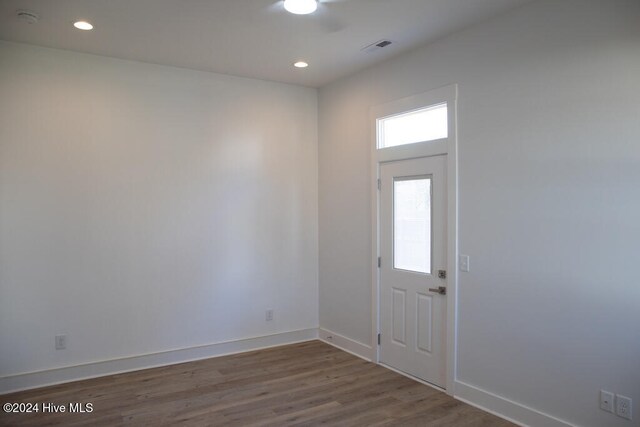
379 155 447 388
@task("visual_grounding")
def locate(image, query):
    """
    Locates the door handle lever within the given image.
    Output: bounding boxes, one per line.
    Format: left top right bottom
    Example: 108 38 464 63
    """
429 286 447 295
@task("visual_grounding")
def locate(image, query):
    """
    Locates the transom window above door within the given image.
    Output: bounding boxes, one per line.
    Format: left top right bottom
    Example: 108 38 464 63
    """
377 103 448 149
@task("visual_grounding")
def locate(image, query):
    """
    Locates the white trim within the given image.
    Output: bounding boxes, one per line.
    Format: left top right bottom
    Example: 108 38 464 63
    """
454 381 576 427
377 139 447 163
318 328 374 362
445 85 459 395
0 328 318 395
370 84 458 395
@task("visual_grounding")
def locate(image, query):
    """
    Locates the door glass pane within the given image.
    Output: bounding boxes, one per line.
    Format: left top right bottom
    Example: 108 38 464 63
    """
378 103 447 149
394 178 431 274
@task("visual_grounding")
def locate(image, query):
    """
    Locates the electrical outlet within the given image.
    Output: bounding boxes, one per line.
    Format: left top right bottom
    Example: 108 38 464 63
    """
55 334 67 350
459 254 470 272
616 394 632 420
600 390 614 413
265 309 274 322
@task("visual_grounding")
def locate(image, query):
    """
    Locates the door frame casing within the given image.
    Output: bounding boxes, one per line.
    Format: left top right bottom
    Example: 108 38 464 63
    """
369 84 458 394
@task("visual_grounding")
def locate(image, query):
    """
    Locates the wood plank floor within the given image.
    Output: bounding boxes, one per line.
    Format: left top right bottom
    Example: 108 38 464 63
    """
1 341 514 426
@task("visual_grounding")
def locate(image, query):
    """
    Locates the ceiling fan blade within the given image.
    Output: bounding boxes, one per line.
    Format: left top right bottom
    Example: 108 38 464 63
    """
315 2 346 33
320 0 380 3
266 1 284 14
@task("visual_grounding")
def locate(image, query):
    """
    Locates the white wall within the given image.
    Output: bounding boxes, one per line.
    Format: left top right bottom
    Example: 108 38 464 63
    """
0 41 318 381
318 1 640 426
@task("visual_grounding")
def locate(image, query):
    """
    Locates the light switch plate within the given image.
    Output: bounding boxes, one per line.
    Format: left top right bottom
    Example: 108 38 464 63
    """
459 254 470 272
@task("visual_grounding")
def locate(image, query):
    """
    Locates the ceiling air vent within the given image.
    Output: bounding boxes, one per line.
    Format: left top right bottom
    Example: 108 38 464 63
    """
16 9 40 24
361 40 393 54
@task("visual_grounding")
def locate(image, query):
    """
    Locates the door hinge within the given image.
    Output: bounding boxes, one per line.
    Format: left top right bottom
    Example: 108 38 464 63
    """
377 179 381 191
378 257 381 268
377 333 381 345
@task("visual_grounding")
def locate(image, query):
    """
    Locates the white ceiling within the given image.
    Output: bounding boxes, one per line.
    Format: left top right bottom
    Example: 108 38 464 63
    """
0 0 531 87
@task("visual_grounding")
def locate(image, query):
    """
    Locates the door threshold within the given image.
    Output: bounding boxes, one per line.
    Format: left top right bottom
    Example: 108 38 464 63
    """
378 362 446 394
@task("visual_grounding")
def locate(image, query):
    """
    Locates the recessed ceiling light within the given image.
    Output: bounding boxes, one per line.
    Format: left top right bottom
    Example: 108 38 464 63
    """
294 61 309 68
284 0 317 15
73 20 93 30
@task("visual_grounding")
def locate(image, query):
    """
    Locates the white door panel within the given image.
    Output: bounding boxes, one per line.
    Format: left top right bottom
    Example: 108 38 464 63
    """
380 155 447 388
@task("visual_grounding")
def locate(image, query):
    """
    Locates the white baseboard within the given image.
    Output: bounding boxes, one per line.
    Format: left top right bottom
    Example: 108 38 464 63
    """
318 328 373 361
1 331 575 427
454 380 576 427
0 328 318 395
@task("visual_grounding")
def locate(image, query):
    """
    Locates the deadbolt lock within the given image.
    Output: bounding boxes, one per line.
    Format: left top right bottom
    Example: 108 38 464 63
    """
438 270 447 279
